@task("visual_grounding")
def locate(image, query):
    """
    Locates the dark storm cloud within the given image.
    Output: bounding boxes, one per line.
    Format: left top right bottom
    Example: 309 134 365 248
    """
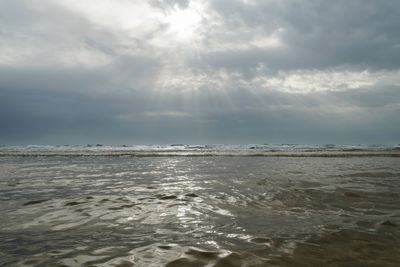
327 85 400 108
0 60 161 144
0 0 399 144
204 0 400 73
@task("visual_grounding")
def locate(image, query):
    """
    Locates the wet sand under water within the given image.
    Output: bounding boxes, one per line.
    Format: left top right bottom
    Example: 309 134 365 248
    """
0 156 400 266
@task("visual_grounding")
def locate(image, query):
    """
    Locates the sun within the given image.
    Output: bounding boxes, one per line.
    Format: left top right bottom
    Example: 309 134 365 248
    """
164 5 202 40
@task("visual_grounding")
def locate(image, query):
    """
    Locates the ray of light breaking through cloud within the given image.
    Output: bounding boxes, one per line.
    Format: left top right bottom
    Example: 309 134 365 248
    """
0 0 399 144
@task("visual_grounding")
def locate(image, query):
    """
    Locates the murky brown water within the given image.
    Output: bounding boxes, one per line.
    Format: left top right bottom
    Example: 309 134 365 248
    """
1 156 400 266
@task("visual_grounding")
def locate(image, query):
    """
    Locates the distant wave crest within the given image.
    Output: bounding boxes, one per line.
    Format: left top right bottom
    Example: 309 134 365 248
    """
1 144 399 157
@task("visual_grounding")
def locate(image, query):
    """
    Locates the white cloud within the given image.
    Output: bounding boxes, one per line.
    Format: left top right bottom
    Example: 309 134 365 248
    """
254 69 383 93
56 0 158 31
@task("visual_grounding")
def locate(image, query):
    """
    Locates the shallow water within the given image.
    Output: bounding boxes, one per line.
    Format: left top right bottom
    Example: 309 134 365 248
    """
1 156 400 266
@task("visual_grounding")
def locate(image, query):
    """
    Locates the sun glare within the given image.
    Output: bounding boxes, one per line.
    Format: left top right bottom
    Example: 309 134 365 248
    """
164 5 202 40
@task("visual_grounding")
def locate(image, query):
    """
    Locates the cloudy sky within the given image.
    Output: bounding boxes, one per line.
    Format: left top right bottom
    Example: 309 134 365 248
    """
1 0 399 145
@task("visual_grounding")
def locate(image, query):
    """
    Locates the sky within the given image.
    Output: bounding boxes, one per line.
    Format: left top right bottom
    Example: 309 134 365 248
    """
0 0 399 145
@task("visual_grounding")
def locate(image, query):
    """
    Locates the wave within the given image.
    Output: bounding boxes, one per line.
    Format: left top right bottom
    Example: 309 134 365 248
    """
1 144 399 157
1 152 400 158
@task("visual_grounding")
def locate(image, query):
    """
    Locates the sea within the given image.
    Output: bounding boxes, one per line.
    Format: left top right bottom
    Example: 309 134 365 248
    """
1 144 400 266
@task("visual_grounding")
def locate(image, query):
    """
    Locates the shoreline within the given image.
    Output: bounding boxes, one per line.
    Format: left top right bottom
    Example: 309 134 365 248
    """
1 152 400 158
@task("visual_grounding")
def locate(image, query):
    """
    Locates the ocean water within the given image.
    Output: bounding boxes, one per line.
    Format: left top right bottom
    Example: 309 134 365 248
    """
1 143 399 156
1 145 400 266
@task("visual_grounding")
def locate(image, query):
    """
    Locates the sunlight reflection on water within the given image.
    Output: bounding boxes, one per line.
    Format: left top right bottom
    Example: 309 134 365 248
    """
0 156 400 266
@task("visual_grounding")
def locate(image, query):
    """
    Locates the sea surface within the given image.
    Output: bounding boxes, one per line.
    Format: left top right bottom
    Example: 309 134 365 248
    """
1 144 400 266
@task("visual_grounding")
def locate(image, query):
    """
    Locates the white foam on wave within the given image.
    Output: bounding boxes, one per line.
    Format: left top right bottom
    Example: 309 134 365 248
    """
0 144 399 157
